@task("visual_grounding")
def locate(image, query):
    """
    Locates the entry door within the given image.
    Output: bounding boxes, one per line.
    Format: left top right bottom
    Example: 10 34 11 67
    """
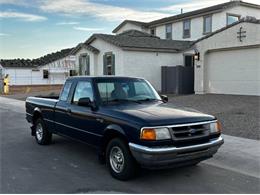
183 55 195 94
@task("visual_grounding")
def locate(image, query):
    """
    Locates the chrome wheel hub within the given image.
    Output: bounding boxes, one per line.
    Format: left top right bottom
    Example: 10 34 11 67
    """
109 146 125 173
36 123 43 141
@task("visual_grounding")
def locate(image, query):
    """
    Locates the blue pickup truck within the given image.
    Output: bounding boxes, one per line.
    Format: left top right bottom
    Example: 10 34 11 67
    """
26 76 224 180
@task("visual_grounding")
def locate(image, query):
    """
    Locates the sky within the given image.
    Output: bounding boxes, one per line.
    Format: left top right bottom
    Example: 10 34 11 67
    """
0 0 259 59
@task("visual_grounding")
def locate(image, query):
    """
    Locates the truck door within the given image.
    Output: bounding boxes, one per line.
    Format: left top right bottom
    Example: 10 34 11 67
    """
54 80 75 136
67 80 101 146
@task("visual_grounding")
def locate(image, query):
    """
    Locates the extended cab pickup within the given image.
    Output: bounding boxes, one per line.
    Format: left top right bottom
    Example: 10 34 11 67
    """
26 76 224 180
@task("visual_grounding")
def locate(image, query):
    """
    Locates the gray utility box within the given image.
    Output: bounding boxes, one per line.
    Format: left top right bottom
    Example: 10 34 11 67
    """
161 65 194 94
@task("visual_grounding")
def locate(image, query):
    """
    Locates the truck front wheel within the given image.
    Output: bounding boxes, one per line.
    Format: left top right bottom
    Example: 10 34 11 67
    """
106 138 139 180
35 118 52 145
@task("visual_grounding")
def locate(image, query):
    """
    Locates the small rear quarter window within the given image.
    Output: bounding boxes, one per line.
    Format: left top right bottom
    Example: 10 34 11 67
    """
60 81 72 101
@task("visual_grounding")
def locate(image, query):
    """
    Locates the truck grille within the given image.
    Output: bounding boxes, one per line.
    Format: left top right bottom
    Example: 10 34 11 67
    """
170 123 210 147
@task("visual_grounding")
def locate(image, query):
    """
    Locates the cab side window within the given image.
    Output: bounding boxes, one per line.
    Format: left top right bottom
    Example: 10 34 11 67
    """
73 81 94 104
60 81 72 101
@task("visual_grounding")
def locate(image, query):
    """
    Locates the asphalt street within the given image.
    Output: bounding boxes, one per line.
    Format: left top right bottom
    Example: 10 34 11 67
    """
0 97 259 193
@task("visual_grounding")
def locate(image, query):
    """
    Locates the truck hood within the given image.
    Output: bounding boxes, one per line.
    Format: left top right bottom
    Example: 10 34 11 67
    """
101 102 215 126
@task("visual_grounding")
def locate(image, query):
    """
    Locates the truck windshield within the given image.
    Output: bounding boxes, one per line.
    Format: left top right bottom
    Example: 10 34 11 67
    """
96 78 161 104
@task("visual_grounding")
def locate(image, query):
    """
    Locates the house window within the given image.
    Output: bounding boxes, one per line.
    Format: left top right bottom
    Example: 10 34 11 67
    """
43 70 49 79
150 28 156 36
203 15 212 34
227 14 240 25
103 52 115 75
69 70 77 76
183 19 191 38
184 55 194 67
165 24 172 40
79 54 90 75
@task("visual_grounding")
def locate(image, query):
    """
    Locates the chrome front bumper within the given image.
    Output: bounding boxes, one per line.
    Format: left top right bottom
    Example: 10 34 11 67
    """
129 136 224 168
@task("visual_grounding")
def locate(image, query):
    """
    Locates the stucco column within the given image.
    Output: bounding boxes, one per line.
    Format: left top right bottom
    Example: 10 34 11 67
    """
194 51 206 94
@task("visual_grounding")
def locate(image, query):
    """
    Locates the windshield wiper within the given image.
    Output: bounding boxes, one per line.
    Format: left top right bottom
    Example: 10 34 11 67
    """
108 99 142 104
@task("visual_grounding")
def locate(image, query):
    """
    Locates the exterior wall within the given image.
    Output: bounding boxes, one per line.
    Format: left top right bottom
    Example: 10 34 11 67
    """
193 22 260 94
90 39 125 75
1 67 67 86
115 23 148 34
122 51 183 91
152 5 260 41
75 39 184 91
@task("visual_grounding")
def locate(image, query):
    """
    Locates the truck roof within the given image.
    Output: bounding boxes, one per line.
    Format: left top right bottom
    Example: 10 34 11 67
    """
66 76 145 80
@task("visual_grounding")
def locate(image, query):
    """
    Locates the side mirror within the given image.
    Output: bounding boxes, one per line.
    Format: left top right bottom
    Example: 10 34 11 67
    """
160 95 168 103
78 97 97 110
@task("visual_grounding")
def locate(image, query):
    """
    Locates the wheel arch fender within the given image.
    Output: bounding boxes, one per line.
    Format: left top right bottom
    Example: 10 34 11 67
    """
32 107 42 124
100 124 128 155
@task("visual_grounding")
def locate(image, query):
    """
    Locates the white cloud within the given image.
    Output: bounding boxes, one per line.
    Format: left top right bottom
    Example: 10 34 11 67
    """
39 0 171 22
0 11 47 22
0 0 26 5
0 33 10 36
73 26 104 31
56 21 79 25
159 0 260 14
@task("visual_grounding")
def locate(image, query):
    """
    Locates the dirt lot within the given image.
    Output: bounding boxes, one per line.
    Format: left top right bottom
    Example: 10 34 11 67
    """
0 89 60 101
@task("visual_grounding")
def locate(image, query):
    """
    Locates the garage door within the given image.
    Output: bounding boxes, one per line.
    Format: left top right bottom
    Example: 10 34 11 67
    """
206 47 260 96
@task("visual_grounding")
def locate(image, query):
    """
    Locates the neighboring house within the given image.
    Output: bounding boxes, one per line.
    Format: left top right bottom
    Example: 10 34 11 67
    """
113 0 260 41
0 48 76 91
71 30 192 90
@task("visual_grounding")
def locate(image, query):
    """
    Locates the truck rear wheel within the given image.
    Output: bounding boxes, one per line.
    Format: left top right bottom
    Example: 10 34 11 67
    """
106 138 139 180
35 118 52 145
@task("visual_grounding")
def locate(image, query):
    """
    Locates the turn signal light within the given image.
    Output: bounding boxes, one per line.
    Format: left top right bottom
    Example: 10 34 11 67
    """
140 128 156 140
216 121 222 133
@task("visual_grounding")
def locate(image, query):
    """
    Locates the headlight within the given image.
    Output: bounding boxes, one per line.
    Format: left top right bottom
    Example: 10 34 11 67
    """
140 127 171 141
209 121 222 133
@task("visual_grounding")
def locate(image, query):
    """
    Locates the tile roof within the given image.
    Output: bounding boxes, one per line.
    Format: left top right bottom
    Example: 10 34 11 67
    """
70 43 99 55
0 59 37 68
0 48 74 68
86 30 193 52
112 20 148 33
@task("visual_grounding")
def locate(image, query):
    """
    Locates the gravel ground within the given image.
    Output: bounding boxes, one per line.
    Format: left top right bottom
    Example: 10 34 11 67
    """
168 94 260 140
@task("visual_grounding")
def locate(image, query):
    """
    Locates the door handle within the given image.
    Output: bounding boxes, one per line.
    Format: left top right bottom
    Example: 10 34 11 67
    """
66 108 72 114
96 118 104 123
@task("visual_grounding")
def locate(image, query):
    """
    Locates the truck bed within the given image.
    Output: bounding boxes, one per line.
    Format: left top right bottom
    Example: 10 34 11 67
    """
25 96 59 128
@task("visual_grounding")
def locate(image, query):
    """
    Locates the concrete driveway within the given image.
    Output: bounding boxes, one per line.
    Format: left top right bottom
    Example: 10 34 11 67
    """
168 94 260 140
0 97 259 193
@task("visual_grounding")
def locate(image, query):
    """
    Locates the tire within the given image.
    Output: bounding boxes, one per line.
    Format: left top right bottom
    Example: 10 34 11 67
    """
106 138 139 180
34 118 52 145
